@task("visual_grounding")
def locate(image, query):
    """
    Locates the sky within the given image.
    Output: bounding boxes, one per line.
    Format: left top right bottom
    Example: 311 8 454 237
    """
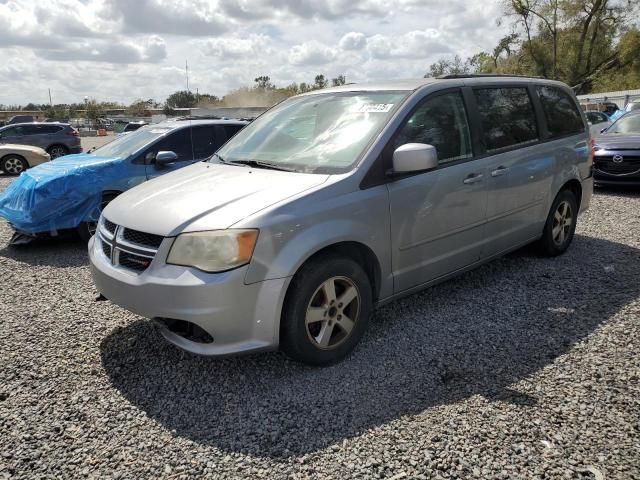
0 0 508 106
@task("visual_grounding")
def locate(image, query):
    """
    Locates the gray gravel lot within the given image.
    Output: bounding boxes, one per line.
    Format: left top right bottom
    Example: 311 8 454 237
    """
0 176 638 479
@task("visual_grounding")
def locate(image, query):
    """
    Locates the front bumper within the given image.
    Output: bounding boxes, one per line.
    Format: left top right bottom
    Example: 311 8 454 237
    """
593 173 640 186
89 235 289 356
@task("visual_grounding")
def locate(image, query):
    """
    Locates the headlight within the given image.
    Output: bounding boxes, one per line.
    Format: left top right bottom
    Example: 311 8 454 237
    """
166 229 259 272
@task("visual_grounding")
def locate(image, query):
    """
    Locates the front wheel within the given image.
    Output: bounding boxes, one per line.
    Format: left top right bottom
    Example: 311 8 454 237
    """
537 189 578 256
77 193 119 242
280 255 372 365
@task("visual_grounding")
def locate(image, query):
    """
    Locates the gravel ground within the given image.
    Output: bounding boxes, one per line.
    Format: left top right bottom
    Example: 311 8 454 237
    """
0 177 638 480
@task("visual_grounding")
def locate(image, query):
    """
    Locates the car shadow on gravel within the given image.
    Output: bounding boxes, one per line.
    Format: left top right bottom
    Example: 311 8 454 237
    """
0 236 88 267
100 234 640 458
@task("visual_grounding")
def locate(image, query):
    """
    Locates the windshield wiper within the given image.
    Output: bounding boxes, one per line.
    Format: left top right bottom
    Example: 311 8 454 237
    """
222 158 296 172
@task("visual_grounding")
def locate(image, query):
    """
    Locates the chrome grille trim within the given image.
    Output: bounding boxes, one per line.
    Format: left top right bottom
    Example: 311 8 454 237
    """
98 218 163 273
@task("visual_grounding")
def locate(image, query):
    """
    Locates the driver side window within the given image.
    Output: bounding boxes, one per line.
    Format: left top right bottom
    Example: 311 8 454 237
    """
394 91 472 165
147 128 194 163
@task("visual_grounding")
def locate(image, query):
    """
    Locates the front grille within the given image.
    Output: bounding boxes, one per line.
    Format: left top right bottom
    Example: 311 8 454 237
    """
101 240 112 260
98 219 163 274
595 155 640 175
119 251 152 271
122 228 164 249
104 218 117 234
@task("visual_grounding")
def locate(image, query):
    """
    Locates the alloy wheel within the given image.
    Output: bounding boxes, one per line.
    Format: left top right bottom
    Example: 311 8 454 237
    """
552 200 574 246
3 157 26 175
49 146 66 159
305 276 360 350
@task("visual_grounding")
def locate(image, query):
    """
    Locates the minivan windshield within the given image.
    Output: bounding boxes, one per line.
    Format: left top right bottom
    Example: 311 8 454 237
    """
91 127 172 159
607 113 640 134
214 91 409 173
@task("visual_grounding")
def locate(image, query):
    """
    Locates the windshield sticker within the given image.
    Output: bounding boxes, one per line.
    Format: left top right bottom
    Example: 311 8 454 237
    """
357 103 394 113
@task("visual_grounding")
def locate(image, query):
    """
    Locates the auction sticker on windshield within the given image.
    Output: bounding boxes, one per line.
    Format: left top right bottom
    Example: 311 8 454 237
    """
357 104 394 113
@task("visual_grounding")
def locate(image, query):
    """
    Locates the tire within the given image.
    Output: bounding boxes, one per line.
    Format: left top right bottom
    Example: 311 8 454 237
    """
537 189 578 256
280 254 373 365
47 145 69 159
1 154 29 175
77 193 119 242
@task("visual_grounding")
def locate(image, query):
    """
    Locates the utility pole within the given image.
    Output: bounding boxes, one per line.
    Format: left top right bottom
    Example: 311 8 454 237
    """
48 88 52 106
185 60 189 92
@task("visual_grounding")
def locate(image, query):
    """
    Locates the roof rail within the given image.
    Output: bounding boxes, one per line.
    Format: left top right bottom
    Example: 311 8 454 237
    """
438 74 545 80
174 115 222 121
173 115 255 122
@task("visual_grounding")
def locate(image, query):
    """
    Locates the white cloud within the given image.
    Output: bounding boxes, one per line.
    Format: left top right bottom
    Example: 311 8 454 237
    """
200 34 273 60
0 0 509 105
288 41 337 66
339 32 367 51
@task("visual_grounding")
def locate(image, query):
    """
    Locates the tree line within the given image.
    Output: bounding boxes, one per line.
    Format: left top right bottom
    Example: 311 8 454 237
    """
426 0 639 94
0 74 346 119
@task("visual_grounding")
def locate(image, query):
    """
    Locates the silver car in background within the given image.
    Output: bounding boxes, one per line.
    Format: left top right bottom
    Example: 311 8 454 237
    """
90 75 593 365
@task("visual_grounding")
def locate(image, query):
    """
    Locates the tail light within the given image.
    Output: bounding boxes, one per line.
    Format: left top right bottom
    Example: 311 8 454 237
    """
68 128 79 136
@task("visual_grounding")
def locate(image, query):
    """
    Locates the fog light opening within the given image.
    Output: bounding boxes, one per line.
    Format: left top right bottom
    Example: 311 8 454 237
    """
156 318 214 344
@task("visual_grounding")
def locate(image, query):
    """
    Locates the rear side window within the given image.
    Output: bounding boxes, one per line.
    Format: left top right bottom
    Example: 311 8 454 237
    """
224 124 244 139
393 91 473 164
474 87 538 152
536 86 585 138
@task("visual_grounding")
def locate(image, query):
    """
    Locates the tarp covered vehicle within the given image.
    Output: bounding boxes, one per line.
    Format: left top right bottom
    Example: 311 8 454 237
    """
0 119 247 244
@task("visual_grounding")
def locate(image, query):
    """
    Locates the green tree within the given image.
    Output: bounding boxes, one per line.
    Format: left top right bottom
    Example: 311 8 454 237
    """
165 90 197 108
85 100 104 121
425 55 473 77
331 75 347 86
313 74 328 90
254 76 275 90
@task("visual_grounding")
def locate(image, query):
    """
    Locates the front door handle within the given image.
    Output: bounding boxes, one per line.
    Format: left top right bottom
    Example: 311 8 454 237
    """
463 173 483 185
491 166 510 177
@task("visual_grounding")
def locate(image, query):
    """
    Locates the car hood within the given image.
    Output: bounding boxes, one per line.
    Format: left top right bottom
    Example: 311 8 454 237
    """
103 162 329 236
0 143 48 155
595 133 640 150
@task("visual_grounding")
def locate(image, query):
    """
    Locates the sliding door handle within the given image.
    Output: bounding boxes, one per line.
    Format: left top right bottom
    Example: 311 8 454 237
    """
491 166 510 177
463 173 484 185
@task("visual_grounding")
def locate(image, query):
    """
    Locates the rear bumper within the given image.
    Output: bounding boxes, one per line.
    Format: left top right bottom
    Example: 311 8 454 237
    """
69 146 83 154
89 235 289 356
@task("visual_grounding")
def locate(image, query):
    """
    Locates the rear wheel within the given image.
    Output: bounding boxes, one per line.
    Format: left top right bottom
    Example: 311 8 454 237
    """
1 155 28 175
280 255 372 365
77 193 119 242
537 189 578 256
47 145 69 159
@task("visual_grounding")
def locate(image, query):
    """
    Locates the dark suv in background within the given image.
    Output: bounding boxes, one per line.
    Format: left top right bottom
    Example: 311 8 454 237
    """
0 123 82 158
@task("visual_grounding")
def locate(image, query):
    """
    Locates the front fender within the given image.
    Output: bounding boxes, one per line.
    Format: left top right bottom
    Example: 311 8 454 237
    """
244 185 393 299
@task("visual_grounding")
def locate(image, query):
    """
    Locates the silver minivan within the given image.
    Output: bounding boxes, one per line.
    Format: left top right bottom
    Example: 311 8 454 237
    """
90 76 593 365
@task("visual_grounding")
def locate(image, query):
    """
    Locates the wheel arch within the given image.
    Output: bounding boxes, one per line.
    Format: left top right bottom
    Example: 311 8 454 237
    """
290 241 383 302
560 178 583 211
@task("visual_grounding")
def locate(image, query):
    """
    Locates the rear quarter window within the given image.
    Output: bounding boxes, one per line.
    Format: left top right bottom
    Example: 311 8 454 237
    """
536 86 585 138
474 87 538 152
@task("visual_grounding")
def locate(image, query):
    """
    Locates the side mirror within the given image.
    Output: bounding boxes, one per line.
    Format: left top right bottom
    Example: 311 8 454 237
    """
154 151 178 167
391 143 438 175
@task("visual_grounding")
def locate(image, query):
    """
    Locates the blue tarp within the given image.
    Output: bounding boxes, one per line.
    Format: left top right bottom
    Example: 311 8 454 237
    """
0 156 130 234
